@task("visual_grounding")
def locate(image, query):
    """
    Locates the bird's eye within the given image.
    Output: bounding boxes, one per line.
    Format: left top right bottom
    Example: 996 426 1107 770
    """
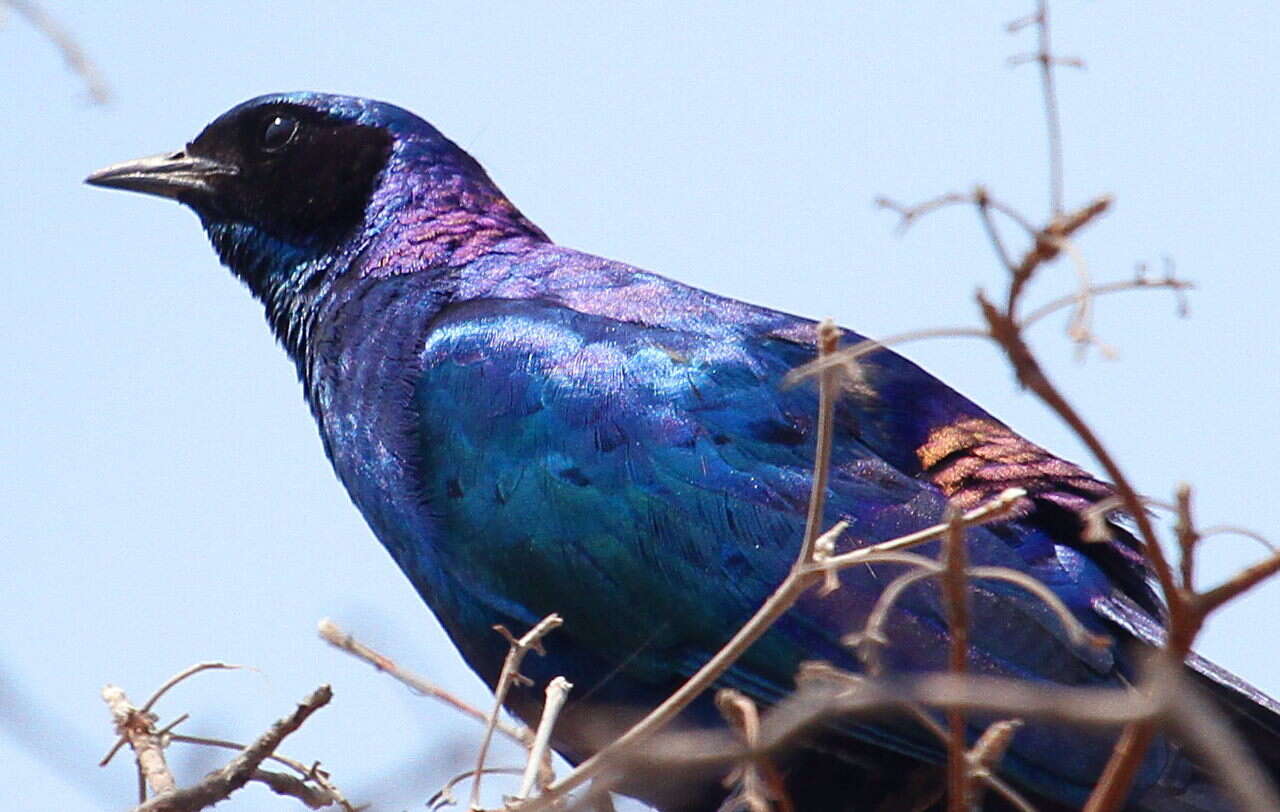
260 114 299 153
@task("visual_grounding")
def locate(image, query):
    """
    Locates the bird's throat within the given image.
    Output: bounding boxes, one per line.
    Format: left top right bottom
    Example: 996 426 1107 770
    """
202 219 339 363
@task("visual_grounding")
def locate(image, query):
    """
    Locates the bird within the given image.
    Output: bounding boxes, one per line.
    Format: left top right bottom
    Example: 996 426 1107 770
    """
86 92 1280 811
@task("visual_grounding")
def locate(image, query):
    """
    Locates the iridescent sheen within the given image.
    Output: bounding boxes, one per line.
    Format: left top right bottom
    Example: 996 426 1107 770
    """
89 92 1280 812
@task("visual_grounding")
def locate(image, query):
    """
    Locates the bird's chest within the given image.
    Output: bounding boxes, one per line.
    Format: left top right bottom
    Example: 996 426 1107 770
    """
303 294 556 654
305 292 445 585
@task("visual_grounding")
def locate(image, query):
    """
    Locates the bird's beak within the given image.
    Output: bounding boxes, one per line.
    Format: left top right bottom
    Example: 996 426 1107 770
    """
85 150 237 200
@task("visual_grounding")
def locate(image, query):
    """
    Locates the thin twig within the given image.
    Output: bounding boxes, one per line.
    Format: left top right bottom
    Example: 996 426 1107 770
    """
1018 276 1192 331
247 768 343 810
100 662 241 768
167 733 307 772
845 560 938 674
131 685 333 812
967 720 1026 809
799 320 840 564
319 618 534 748
715 689 776 812
1007 0 1083 216
1176 484 1198 594
6 0 111 103
1006 196 1111 317
140 663 242 714
471 614 563 808
974 185 1017 272
818 489 1028 572
165 732 351 808
1196 548 1280 617
516 676 573 800
430 768 526 811
942 510 971 812
1198 525 1277 554
102 685 177 801
784 327 990 387
877 192 1039 237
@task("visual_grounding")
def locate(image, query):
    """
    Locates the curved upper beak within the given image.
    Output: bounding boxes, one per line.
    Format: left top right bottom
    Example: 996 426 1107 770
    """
85 150 237 200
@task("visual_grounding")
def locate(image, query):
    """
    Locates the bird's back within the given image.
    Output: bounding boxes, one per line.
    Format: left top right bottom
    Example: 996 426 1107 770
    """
303 242 1250 810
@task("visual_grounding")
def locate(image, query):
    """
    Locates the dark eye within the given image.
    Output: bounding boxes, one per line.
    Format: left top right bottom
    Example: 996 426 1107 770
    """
260 114 299 152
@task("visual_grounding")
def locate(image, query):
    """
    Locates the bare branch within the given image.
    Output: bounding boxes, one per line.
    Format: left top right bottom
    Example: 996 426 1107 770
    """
845 562 937 675
101 663 242 769
130 685 333 812
1018 276 1193 332
1197 548 1280 617
429 768 525 812
140 662 242 715
1176 484 1198 592
942 510 971 812
1006 196 1111 316
877 191 1038 237
515 676 573 800
820 488 1028 571
5 0 111 103
247 768 344 809
715 690 778 812
165 733 351 808
1006 0 1084 215
973 185 1018 272
319 618 535 748
1197 525 1277 554
799 319 840 566
967 719 1024 782
102 684 178 801
471 614 564 808
784 327 991 387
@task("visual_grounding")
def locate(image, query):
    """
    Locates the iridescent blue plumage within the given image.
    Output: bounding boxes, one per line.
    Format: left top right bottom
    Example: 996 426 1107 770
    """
88 92 1280 811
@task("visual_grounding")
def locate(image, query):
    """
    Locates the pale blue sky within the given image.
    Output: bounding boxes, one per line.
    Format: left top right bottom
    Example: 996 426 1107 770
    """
3 3 1278 809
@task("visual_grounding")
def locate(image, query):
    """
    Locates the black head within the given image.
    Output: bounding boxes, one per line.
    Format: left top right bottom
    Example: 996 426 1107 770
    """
87 93 503 362
87 93 544 360
85 92 413 248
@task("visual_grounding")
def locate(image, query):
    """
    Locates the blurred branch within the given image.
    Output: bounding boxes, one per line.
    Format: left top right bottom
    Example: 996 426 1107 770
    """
1007 0 1084 215
5 0 110 103
429 767 525 811
966 720 1027 811
715 689 786 812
